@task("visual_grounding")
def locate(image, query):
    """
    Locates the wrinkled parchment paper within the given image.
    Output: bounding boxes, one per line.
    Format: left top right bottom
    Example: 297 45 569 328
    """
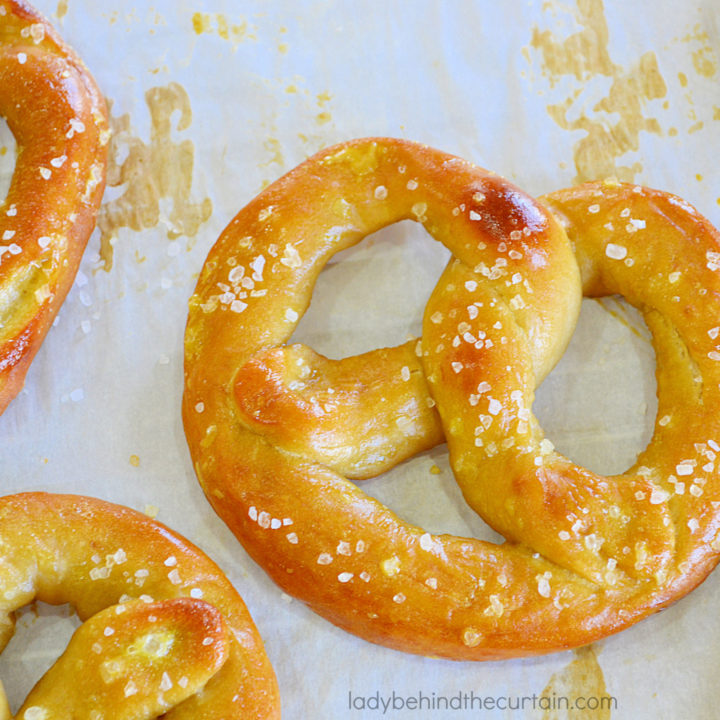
1 1 719 717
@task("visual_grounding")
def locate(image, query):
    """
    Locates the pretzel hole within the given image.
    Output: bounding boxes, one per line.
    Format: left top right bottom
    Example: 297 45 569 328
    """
290 220 450 358
0 602 79 710
0 117 15 205
534 296 657 476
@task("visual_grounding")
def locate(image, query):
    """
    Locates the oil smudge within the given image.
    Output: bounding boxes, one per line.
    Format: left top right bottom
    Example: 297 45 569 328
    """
528 0 667 183
668 24 718 138
540 645 612 719
191 11 256 47
97 82 212 271
682 24 718 79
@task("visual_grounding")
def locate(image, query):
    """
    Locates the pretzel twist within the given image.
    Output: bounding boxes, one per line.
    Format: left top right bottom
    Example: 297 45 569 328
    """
0 0 108 415
0 493 280 718
184 137 720 659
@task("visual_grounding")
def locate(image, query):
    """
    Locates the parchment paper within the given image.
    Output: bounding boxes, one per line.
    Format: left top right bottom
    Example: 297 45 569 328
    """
1 1 719 717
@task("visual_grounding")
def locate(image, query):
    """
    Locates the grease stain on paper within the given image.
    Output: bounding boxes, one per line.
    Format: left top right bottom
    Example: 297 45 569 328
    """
97 82 212 271
671 24 718 138
262 137 285 168
682 24 718 79
529 0 666 183
191 11 256 46
257 87 336 187
541 645 611 719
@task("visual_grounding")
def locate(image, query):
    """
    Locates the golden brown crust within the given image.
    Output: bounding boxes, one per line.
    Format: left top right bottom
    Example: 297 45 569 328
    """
0 0 109 415
184 137 720 660
0 492 280 718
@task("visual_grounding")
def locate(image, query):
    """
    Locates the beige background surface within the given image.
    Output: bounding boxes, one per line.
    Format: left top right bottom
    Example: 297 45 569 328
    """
1 0 719 717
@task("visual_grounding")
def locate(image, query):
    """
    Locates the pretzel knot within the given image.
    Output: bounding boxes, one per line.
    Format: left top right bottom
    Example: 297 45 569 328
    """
184 137 720 660
0 493 279 718
0 0 108 416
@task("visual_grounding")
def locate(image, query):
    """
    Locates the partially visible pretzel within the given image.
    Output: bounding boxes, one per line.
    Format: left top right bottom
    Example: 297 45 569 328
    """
184 137 720 660
0 493 280 718
0 0 108 416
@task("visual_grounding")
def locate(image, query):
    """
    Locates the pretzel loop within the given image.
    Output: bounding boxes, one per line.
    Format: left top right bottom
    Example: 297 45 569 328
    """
0 0 108 415
0 493 280 718
184 137 720 660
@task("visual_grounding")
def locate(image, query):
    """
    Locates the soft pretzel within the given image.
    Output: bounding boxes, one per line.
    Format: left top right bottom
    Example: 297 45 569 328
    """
183 136 720 660
0 0 108 416
0 492 280 718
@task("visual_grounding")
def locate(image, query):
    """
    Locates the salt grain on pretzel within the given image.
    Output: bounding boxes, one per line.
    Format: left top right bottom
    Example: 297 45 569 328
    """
0 0 108 415
184 137 720 659
0 493 279 718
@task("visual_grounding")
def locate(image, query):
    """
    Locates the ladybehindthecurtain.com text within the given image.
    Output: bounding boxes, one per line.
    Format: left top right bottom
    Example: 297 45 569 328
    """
347 689 618 714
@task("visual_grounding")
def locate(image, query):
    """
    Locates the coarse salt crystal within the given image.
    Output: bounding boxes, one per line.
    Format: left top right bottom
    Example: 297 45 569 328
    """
605 243 627 260
536 572 551 597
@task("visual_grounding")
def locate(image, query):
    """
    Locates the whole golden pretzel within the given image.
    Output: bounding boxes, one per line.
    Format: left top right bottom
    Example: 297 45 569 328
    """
0 493 280 718
183 137 720 660
0 0 108 416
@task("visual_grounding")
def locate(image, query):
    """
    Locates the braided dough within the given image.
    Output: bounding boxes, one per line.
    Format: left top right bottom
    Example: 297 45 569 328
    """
0 492 279 718
184 137 720 659
0 0 108 415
